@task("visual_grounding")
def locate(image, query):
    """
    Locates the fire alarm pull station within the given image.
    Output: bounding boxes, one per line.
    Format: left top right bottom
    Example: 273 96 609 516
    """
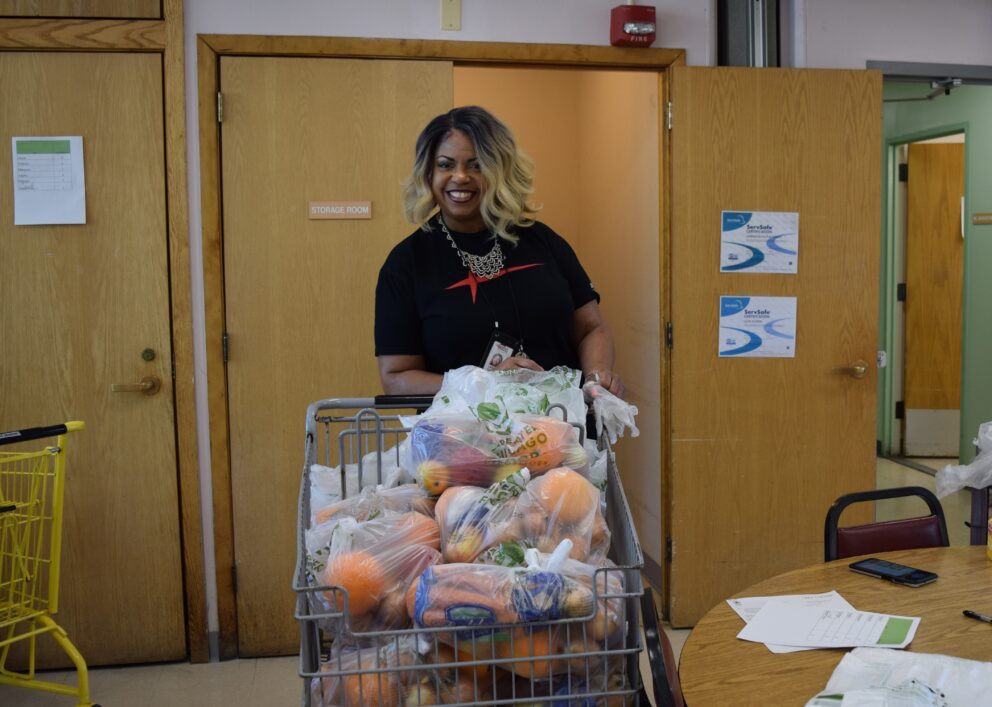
610 2 656 47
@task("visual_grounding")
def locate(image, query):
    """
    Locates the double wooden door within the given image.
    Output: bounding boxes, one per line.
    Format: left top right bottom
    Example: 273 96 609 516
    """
216 56 884 648
0 52 186 665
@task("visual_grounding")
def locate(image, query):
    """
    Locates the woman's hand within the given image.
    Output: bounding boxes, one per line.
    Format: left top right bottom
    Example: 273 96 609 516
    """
585 369 625 398
495 355 544 372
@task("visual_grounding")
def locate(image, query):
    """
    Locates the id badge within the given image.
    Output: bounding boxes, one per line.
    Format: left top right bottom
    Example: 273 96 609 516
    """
481 329 520 371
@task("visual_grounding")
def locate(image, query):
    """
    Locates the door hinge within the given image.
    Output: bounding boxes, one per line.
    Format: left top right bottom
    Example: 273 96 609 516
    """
895 400 905 420
665 321 673 349
217 92 224 123
896 283 906 302
665 536 673 562
222 332 229 363
231 564 237 592
665 100 672 130
898 163 908 182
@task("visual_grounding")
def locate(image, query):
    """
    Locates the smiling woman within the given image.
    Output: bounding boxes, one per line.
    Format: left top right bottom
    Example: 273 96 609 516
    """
373 106 625 398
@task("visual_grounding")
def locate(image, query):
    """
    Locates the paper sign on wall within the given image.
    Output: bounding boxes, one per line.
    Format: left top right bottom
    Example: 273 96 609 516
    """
308 201 372 220
12 136 86 225
721 211 799 273
719 295 797 358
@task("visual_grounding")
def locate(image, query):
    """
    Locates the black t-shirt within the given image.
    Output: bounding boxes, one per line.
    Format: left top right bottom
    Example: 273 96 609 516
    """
375 220 599 374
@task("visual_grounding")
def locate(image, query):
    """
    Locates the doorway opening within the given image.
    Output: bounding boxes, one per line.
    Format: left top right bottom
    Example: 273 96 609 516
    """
891 132 965 465
453 65 663 588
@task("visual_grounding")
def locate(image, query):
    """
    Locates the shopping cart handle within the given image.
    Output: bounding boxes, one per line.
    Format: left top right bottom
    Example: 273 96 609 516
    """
0 423 71 447
372 395 435 410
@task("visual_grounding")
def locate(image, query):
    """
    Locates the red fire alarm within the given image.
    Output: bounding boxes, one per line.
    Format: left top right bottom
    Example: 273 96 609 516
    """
610 2 656 47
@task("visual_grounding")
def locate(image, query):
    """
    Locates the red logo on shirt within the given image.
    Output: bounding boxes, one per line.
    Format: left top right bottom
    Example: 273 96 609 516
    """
446 263 543 303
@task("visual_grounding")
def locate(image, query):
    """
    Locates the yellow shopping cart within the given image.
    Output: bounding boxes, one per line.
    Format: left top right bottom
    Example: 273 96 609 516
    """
0 421 97 707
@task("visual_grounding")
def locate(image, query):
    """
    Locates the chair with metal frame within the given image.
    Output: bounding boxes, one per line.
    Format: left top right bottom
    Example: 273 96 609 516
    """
639 587 685 707
824 486 950 562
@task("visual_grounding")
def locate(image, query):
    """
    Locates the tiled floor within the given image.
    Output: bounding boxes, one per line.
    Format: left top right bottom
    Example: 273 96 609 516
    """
0 457 968 706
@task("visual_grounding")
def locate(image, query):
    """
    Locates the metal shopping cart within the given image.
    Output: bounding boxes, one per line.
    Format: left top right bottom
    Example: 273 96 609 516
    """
0 421 96 707
293 397 669 706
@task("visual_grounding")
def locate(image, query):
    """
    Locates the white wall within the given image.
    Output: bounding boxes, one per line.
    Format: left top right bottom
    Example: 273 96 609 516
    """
182 0 992 642
798 0 992 68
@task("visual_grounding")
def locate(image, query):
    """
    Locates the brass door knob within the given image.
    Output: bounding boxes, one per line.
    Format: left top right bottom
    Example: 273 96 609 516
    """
835 360 869 379
111 376 161 395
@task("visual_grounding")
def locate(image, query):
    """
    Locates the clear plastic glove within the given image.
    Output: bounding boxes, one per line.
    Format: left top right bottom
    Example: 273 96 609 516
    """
582 380 639 445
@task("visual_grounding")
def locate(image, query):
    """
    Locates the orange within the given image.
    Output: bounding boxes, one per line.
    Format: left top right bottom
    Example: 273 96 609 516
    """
434 642 492 681
320 550 387 617
341 671 400 706
531 467 598 525
434 485 472 528
398 511 441 550
499 627 560 679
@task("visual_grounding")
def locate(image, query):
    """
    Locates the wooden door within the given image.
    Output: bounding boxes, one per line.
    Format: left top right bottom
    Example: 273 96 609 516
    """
904 142 964 456
0 52 185 664
219 56 452 655
668 67 881 626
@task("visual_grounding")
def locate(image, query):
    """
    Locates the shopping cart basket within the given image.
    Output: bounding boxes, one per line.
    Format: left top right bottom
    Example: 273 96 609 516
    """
0 421 97 707
294 396 669 706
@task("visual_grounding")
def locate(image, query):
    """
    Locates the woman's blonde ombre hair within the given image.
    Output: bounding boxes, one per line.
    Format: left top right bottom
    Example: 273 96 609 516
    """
403 106 538 244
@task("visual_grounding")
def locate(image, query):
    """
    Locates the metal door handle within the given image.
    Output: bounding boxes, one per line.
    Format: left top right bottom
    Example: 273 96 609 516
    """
835 360 868 379
111 376 161 395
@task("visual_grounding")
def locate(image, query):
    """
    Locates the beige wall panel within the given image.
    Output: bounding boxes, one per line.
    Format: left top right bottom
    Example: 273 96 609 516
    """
575 71 662 568
0 0 158 17
905 142 964 411
454 67 582 241
669 67 881 626
0 51 185 665
220 55 452 656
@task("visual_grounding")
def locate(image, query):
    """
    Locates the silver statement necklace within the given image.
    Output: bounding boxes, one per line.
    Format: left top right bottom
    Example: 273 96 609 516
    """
438 216 504 280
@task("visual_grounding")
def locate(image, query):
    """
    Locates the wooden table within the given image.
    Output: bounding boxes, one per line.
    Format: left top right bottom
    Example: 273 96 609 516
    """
679 546 992 706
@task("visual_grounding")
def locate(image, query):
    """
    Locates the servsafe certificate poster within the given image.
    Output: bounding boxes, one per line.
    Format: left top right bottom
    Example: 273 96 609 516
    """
719 296 796 358
721 211 799 273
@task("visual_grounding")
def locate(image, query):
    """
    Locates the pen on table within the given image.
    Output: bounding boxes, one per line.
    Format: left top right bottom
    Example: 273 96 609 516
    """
963 610 992 624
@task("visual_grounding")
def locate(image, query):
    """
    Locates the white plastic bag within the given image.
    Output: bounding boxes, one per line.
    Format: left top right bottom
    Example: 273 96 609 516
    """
805 647 992 707
408 365 587 431
935 421 992 498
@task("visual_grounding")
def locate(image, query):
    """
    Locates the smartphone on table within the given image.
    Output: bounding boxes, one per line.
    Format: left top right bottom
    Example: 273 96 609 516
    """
848 557 938 587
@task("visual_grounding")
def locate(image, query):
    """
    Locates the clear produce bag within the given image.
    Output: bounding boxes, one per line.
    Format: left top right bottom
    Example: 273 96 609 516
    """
411 413 588 493
935 421 992 498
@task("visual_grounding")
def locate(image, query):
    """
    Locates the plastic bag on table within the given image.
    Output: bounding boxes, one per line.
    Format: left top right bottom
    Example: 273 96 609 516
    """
310 637 421 707
583 379 639 445
435 469 530 563
804 647 992 707
309 512 442 634
411 414 588 494
935 421 992 498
